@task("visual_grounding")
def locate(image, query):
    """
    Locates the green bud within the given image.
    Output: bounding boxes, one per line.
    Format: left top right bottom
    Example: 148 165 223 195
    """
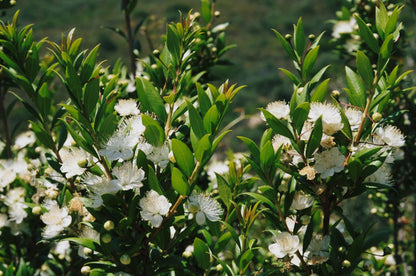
342 260 351 267
32 206 42 215
104 220 115 231
338 246 346 253
120 254 131 265
83 247 92 256
102 233 112 244
331 90 341 99
77 158 88 168
308 34 315 41
81 266 91 275
152 49 160 56
285 34 292 40
372 112 382 122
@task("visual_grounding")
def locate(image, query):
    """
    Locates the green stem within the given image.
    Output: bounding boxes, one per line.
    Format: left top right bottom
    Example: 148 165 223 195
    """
122 0 137 75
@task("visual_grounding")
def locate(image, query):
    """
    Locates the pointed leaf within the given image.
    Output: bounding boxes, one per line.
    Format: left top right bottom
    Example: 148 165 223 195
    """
172 138 195 177
142 114 165 147
292 102 310 134
305 116 322 158
172 167 190 195
260 108 294 140
294 17 305 58
186 100 205 139
355 15 379 54
194 238 211 270
356 50 373 89
302 46 320 79
345 66 366 109
136 77 167 122
311 78 329 102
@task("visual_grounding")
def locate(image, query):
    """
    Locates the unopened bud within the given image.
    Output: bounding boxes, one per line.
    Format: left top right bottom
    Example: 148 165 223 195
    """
342 260 351 267
81 266 91 275
120 254 131 265
308 34 315 41
152 49 160 56
216 264 223 271
169 151 176 163
338 246 346 253
32 206 42 215
214 11 220 17
151 64 158 70
102 233 112 244
285 34 292 40
77 158 88 168
83 247 93 256
372 112 382 122
331 90 341 99
104 220 115 231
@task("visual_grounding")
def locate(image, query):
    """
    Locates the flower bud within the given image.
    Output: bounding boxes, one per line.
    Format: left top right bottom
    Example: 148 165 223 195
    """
214 11 221 17
308 34 315 41
331 90 341 99
81 266 91 275
83 247 93 256
169 151 176 163
120 254 131 265
342 259 351 267
338 246 346 253
104 220 115 231
216 264 223 271
285 34 292 40
151 64 158 70
32 206 42 215
152 49 160 56
77 158 88 168
102 233 112 244
372 112 382 122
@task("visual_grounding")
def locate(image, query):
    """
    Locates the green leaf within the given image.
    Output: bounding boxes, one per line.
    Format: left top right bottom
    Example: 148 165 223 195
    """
375 2 388 39
242 192 277 213
356 50 373 89
385 6 403 36
279 68 301 85
63 237 99 250
217 174 231 209
260 140 274 172
305 116 322 158
65 61 83 100
332 98 353 140
80 44 99 83
311 78 329 102
292 102 310 134
171 167 190 195
303 214 314 253
172 138 195 177
260 108 294 140
30 120 55 149
345 66 366 109
302 46 320 79
196 83 212 115
203 105 220 133
195 134 211 163
272 29 297 61
294 17 305 58
355 15 380 54
83 77 100 115
142 114 165 147
194 238 211 270
200 0 211 23
238 136 260 164
36 82 51 117
166 25 181 63
136 77 167 122
186 100 205 139
379 34 394 60
348 158 362 184
147 165 164 195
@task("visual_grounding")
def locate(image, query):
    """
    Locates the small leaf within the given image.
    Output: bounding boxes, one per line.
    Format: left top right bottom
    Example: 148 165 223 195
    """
80 44 99 83
142 114 165 147
292 102 310 134
345 66 366 109
279 68 301 85
172 167 190 195
63 237 99 250
311 78 329 102
355 15 380 54
203 105 220 133
356 50 373 89
200 0 211 23
172 138 195 177
83 77 100 115
272 29 297 61
186 100 205 139
302 46 320 80
195 134 211 163
136 77 167 122
238 136 260 164
65 61 82 100
348 158 362 184
242 192 277 213
217 174 231 209
166 25 181 63
375 3 388 39
305 116 322 158
294 17 305 58
260 140 274 172
260 108 294 140
147 165 164 195
30 120 55 150
194 238 211 270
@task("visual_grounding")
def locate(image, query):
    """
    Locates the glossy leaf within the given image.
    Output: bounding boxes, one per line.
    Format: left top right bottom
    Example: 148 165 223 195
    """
194 238 211 270
195 134 211 163
345 66 366 109
260 108 294 140
172 138 195 177
355 15 379 54
186 100 205 139
200 0 211 23
272 29 297 61
217 174 231 209
356 50 373 89
142 114 165 147
172 167 190 196
311 78 329 103
83 77 100 115
292 102 310 134
136 77 167 122
302 46 319 79
294 17 305 58
305 116 322 158
166 25 181 62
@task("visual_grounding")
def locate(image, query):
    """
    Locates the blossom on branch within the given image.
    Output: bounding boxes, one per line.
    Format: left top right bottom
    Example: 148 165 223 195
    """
139 190 171 227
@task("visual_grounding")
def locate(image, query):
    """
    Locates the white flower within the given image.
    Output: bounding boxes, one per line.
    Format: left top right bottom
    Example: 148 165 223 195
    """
139 190 171 227
0 163 17 192
344 108 362 131
53 240 71 261
290 191 314 210
146 144 170 169
187 194 223 225
364 163 392 186
272 134 292 151
306 234 330 265
3 187 27 224
269 232 300 258
375 125 405 147
59 147 90 178
119 115 146 138
262 101 290 120
286 216 307 236
41 200 72 238
0 213 8 228
332 17 356 38
99 133 137 161
320 135 336 149
14 131 36 149
82 173 121 207
114 99 140 116
111 162 145 191
299 166 316 180
314 147 345 178
309 102 343 135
